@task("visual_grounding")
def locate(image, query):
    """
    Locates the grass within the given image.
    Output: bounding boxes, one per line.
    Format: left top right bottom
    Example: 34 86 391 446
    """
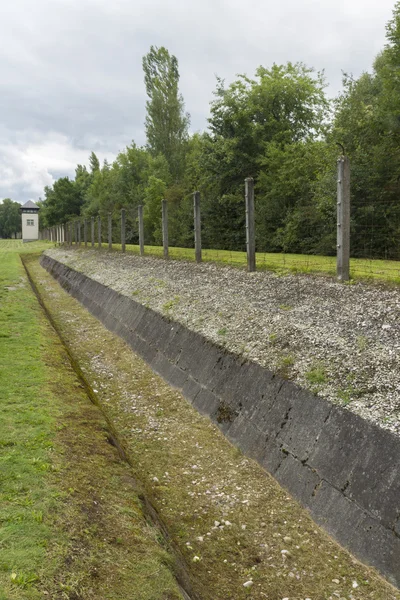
0 240 183 599
26 248 400 600
86 240 400 285
305 364 328 385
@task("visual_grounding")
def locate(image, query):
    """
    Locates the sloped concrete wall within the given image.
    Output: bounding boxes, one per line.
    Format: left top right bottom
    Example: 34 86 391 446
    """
41 254 400 587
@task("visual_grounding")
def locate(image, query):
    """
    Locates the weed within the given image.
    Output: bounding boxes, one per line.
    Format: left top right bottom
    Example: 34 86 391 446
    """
277 353 295 378
269 332 278 344
162 296 180 313
305 364 327 385
357 335 368 351
279 304 293 311
217 327 227 336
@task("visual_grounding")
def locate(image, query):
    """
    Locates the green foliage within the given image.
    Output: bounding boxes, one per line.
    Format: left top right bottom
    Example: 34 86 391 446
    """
143 46 189 179
0 199 21 238
33 12 400 262
40 177 84 227
305 364 327 385
143 176 167 244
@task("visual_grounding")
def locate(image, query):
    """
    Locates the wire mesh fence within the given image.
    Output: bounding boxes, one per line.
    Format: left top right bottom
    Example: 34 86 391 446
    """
41 157 400 285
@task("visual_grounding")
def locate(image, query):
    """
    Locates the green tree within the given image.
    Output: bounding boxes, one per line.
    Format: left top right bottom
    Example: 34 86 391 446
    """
89 151 100 174
194 63 329 250
40 177 83 227
143 46 190 179
0 199 21 238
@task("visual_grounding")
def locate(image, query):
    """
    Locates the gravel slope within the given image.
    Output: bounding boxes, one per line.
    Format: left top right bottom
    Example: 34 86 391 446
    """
46 248 400 436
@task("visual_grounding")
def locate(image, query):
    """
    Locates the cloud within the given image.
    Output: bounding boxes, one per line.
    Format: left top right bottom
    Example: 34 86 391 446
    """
0 0 396 201
0 130 114 203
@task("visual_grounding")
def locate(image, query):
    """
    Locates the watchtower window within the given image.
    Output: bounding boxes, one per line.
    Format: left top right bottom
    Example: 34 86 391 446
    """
26 219 34 226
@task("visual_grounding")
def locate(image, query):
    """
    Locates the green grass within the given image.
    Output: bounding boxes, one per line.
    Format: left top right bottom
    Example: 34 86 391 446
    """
76 240 400 285
305 364 328 385
0 244 60 598
0 241 183 599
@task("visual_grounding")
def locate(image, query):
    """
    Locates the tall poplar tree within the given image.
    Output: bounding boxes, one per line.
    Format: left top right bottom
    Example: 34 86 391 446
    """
142 46 189 179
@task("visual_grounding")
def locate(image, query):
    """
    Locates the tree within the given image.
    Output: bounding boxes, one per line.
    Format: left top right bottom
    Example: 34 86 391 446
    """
40 177 83 227
89 152 100 174
143 46 190 179
0 199 21 238
193 63 329 250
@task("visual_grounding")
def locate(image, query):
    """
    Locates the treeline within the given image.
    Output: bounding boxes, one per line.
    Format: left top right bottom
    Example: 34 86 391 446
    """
38 3 400 259
0 200 21 238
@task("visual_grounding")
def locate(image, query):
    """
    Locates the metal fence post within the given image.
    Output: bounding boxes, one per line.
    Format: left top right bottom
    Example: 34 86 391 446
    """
193 191 202 263
121 208 126 253
245 177 256 272
337 156 350 282
138 205 144 256
162 199 168 259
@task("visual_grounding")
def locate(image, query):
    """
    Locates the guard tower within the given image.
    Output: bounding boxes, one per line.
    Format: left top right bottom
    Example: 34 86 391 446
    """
20 200 40 242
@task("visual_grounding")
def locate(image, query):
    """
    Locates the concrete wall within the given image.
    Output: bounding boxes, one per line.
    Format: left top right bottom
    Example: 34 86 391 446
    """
41 254 400 588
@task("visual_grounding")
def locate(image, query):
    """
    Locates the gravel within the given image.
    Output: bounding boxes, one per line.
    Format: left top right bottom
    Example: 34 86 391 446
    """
46 248 400 436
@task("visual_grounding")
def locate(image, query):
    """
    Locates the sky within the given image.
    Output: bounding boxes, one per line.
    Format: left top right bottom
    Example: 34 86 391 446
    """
0 0 396 204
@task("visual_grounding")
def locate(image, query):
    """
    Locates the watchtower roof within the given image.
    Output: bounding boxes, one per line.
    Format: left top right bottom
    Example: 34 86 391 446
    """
21 200 39 210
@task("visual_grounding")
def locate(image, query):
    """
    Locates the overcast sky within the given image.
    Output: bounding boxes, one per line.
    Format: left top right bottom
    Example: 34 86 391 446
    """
0 0 396 204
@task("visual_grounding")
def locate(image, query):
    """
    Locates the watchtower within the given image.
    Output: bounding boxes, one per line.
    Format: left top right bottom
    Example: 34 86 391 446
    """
20 200 40 242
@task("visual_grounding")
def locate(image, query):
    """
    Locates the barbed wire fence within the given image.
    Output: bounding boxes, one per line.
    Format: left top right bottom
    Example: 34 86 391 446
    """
40 154 400 284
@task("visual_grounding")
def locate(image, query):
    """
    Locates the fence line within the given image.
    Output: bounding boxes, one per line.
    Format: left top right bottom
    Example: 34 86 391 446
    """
38 155 400 283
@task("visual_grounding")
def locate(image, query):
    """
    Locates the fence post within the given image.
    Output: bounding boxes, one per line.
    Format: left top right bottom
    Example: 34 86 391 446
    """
193 191 202 263
245 177 256 272
138 205 145 256
162 199 168 259
121 208 126 253
91 217 95 248
78 220 81 247
98 216 102 249
108 212 112 251
337 156 350 282
84 218 88 248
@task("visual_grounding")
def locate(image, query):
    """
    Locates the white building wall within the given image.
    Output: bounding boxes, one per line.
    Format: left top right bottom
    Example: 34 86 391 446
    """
22 212 39 241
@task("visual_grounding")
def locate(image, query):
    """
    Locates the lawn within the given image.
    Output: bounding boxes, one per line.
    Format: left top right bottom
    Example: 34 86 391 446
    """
80 240 400 284
0 240 182 599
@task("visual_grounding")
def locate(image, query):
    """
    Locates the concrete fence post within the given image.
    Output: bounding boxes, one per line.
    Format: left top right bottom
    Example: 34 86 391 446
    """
70 222 73 247
138 205 144 256
78 220 81 247
84 218 88 248
121 208 126 253
91 217 95 248
193 191 202 263
245 177 256 272
337 156 350 282
162 199 168 259
108 212 112 251
98 216 102 249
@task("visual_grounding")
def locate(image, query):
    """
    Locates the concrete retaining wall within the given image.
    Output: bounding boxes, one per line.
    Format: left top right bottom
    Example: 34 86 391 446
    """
41 254 400 587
